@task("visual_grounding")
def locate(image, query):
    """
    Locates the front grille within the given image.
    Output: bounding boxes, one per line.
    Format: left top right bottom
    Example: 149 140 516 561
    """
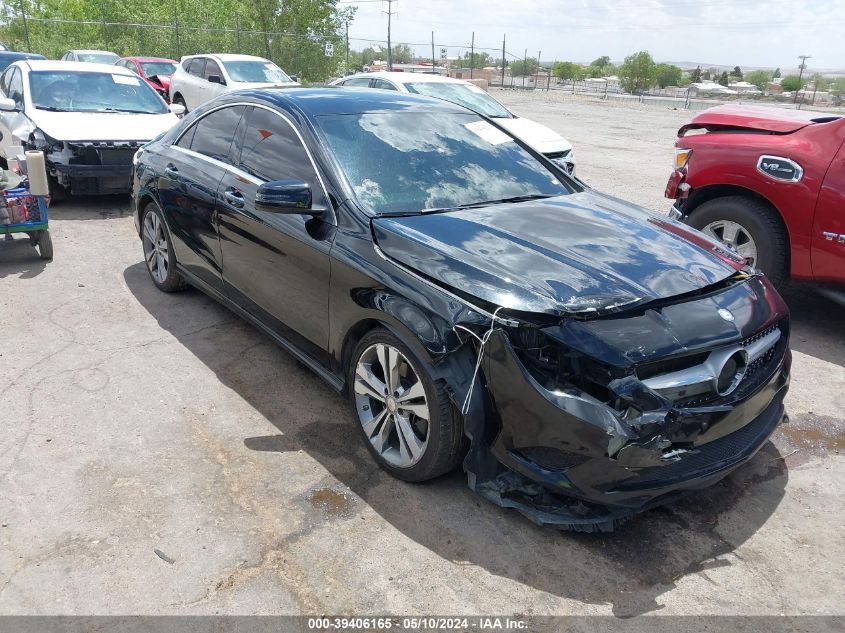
612 396 782 491
679 321 787 408
68 141 141 166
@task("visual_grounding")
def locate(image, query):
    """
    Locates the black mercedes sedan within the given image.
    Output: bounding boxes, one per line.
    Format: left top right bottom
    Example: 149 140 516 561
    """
131 88 791 531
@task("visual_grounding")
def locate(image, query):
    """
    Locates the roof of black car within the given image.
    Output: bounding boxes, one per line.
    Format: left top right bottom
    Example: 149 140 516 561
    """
233 86 471 116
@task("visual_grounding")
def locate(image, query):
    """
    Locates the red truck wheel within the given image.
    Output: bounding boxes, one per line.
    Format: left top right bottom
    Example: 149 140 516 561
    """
687 196 788 286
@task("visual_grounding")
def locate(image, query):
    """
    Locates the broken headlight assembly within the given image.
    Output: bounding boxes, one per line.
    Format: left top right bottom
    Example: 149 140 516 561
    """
29 129 63 153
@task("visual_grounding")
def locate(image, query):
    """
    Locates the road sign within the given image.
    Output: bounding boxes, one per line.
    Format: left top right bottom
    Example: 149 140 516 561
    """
324 42 334 57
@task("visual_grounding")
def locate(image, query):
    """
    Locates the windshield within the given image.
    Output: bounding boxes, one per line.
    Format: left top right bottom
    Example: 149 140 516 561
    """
317 112 572 215
140 61 177 77
77 52 120 64
29 71 169 114
222 60 293 84
404 82 511 118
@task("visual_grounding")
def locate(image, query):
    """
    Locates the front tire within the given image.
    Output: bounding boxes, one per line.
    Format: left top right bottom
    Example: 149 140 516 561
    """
687 195 788 285
348 328 464 482
141 201 186 292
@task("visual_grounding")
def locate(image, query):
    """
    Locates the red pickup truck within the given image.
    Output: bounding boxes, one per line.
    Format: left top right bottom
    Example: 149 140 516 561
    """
665 105 845 287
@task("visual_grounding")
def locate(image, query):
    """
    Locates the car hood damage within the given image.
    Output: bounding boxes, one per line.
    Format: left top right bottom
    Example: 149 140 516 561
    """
678 104 837 135
27 110 179 142
372 190 739 316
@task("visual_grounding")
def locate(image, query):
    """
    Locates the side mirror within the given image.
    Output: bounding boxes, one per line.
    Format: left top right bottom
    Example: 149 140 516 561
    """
0 97 17 112
256 179 321 215
168 102 186 116
290 75 299 83
207 75 226 85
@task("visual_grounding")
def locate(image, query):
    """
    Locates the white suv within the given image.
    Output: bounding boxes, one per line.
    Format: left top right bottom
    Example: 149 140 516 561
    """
168 54 300 111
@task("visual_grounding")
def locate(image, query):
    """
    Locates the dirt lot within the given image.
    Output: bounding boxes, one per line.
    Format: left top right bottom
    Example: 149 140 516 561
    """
1 94 843 619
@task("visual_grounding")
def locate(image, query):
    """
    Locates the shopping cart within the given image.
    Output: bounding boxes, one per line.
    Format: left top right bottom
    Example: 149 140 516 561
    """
0 188 52 259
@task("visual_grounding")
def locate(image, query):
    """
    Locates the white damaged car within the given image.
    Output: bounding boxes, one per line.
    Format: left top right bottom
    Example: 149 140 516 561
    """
331 71 577 175
0 60 183 197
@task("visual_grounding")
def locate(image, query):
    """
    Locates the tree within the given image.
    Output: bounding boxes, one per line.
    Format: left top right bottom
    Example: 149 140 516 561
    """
458 50 492 69
654 63 682 88
391 43 414 64
590 55 611 70
780 75 804 92
618 50 655 93
810 73 828 92
717 71 730 86
689 66 702 83
730 65 743 80
552 61 584 81
746 70 771 91
773 67 781 79
829 77 845 96
361 47 378 66
510 57 539 77
701 69 711 80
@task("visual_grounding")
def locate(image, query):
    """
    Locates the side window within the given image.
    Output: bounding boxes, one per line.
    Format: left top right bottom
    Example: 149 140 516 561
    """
61 52 68 61
203 60 222 80
372 79 398 91
238 107 326 205
343 77 371 87
187 58 206 77
8 68 23 108
189 105 245 162
175 122 196 149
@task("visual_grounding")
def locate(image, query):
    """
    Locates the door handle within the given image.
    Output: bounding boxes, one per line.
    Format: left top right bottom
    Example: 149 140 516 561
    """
164 164 179 176
224 188 244 208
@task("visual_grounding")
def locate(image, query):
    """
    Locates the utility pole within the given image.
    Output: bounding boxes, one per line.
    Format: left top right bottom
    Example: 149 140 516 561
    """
346 20 350 74
522 48 527 90
18 0 31 52
500 34 506 87
236 13 241 51
470 31 475 79
431 31 435 70
794 54 811 104
537 49 541 91
384 0 396 71
173 1 181 58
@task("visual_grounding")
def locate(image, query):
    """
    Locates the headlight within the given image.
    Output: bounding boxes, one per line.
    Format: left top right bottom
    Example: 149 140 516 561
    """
30 129 63 153
674 148 692 171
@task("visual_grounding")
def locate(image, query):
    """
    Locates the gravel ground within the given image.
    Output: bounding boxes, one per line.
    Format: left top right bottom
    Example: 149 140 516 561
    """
0 94 843 620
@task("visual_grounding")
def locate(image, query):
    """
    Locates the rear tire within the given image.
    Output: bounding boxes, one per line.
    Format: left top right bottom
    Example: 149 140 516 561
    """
687 195 788 286
141 201 187 292
348 328 464 482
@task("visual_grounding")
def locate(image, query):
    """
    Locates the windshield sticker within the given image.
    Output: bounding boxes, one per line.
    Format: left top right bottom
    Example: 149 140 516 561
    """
113 74 141 86
463 120 511 145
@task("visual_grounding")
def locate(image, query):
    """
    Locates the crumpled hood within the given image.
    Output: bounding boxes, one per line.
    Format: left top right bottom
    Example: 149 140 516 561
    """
679 104 834 135
372 190 740 316
28 109 179 142
496 116 572 155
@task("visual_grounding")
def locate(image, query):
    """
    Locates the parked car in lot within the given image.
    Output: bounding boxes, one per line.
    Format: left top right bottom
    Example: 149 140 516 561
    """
132 88 790 531
667 105 845 288
0 60 182 196
116 56 178 102
332 71 576 175
168 53 299 112
60 49 120 64
0 51 45 72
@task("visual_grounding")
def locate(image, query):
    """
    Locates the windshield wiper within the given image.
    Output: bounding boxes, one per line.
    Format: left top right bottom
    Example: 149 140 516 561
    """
424 193 555 213
96 108 157 114
35 105 73 112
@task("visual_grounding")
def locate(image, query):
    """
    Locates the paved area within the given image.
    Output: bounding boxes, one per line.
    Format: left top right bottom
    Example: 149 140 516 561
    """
0 95 843 617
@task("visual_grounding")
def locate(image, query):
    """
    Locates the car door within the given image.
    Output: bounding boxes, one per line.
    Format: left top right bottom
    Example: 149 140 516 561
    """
215 104 334 360
811 134 845 283
184 57 206 110
200 58 226 104
0 66 27 161
156 104 247 292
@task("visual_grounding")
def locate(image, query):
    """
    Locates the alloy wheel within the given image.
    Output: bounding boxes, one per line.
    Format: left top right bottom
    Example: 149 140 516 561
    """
353 343 430 468
701 220 758 266
142 211 169 284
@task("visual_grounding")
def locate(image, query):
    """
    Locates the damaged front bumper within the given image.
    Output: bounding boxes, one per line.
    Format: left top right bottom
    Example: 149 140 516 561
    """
44 141 142 195
462 275 791 531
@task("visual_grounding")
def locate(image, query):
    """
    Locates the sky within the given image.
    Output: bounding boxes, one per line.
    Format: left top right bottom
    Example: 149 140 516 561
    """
340 0 845 71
